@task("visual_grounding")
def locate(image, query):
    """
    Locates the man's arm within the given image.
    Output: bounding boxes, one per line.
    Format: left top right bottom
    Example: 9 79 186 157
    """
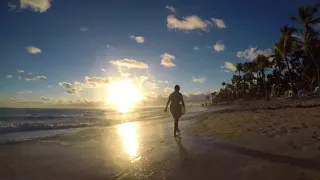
164 96 171 112
181 94 185 107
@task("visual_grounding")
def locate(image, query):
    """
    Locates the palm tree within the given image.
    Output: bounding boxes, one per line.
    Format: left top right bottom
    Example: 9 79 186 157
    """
236 63 243 76
299 29 320 86
290 4 320 35
255 54 270 100
272 25 297 93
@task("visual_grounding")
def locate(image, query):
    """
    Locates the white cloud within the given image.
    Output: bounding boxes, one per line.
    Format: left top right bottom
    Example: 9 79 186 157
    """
18 70 24 73
148 82 159 89
6 75 13 78
59 82 82 94
130 35 145 43
48 85 52 88
17 90 32 94
101 69 106 72
164 87 173 94
211 18 227 28
183 92 207 102
167 15 211 31
20 0 52 13
120 72 131 77
214 42 225 52
26 46 41 54
59 82 72 89
222 62 237 72
165 6 176 13
84 76 110 88
110 59 148 69
8 2 16 11
154 80 170 84
237 47 273 61
25 75 47 81
192 76 206 83
80 27 88 32
193 46 200 50
161 53 176 67
41 96 52 101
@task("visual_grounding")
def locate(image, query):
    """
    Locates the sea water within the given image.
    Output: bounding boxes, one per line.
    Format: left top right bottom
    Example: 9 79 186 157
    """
0 106 207 143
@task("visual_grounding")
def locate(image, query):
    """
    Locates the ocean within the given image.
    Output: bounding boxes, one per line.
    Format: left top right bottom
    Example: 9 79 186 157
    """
0 107 169 142
0 106 206 143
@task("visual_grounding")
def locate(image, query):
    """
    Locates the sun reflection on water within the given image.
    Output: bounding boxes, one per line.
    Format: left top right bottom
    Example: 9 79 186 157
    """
117 122 139 161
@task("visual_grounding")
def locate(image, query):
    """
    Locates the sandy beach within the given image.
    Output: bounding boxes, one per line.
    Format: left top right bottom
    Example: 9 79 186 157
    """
1 100 320 179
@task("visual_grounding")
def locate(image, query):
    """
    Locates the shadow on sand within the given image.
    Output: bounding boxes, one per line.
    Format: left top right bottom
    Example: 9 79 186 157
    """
211 141 320 171
175 137 189 161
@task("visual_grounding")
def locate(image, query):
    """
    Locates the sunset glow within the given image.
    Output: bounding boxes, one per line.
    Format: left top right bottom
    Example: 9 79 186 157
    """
107 80 143 112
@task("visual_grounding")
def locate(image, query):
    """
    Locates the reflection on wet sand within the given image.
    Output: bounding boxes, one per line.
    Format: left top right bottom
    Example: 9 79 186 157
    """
175 137 188 160
117 122 140 162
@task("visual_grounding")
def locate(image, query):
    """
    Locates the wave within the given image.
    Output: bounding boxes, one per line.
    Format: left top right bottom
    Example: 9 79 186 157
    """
0 121 116 135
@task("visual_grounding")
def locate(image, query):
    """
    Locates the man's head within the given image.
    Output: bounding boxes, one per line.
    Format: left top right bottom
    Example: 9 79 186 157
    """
174 85 180 92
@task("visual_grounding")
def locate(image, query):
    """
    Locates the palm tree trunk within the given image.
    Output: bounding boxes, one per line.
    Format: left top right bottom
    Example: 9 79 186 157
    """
307 47 320 86
284 57 294 93
262 71 269 100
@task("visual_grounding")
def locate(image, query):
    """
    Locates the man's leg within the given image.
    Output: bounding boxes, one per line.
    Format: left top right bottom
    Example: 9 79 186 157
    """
174 118 179 137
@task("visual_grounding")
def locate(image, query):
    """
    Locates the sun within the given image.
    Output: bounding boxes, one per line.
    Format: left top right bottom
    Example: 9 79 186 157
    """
106 80 143 112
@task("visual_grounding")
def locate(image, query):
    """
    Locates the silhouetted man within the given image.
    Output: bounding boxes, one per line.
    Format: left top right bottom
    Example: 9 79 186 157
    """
165 85 185 137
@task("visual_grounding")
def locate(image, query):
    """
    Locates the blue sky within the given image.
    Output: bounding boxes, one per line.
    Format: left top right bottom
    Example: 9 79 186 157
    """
0 0 318 107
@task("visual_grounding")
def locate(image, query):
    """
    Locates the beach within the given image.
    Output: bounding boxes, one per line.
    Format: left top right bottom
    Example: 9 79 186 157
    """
2 102 320 179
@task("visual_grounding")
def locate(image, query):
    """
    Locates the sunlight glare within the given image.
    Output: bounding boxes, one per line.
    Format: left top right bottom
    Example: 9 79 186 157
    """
117 122 139 161
107 80 143 112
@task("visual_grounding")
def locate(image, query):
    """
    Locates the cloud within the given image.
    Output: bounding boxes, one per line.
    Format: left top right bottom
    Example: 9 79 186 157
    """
213 42 225 52
26 46 41 54
222 62 237 72
164 87 173 94
17 91 32 94
101 69 106 72
59 82 82 94
148 82 159 89
110 59 148 69
80 27 88 32
20 0 52 13
165 6 176 13
6 75 13 78
41 96 52 101
8 2 16 11
136 76 149 85
193 46 200 50
25 75 47 81
167 15 211 31
18 70 24 73
130 35 145 43
59 82 72 89
192 76 206 83
161 53 176 67
48 85 52 88
154 80 170 84
183 92 208 102
84 76 110 88
237 47 273 61
120 72 131 77
211 18 227 28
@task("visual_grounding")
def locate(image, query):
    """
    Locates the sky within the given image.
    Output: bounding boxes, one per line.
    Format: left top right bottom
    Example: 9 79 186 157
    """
0 0 319 108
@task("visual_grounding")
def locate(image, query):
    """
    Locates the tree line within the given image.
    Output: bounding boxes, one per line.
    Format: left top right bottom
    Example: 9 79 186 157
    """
212 4 320 103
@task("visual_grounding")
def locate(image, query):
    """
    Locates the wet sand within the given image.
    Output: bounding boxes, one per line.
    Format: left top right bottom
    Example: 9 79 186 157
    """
1 104 320 179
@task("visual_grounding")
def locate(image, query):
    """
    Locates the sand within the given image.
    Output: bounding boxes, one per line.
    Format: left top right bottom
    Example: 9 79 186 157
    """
2 100 320 179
